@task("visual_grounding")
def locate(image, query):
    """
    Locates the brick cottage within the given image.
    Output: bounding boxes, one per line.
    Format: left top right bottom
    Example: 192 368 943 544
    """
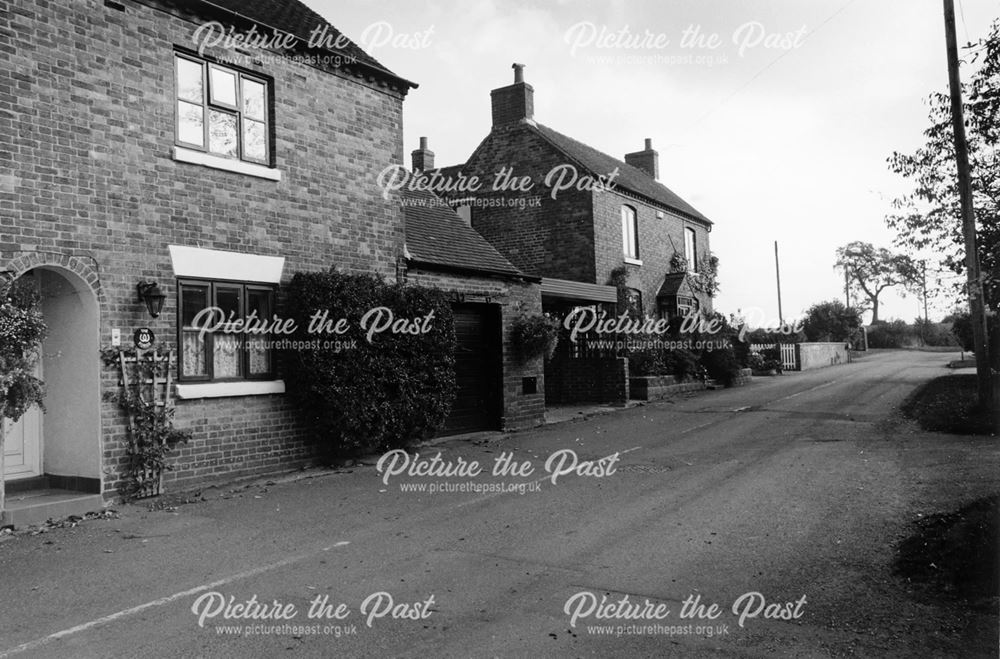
0 0 542 525
430 65 716 403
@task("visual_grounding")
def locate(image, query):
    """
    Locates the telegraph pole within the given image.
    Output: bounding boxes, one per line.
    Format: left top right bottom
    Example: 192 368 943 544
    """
943 0 991 407
844 268 851 309
922 260 929 326
774 240 784 324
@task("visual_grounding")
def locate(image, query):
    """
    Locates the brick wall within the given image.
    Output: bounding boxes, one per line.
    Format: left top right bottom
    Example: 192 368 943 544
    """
1 0 409 496
404 267 545 431
459 125 596 281
455 124 714 315
544 355 629 404
592 189 713 315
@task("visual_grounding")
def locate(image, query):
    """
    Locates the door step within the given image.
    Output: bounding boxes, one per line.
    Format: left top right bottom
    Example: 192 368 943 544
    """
2 489 105 528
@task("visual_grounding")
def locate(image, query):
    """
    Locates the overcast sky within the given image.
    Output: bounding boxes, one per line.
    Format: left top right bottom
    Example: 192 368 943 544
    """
315 0 997 324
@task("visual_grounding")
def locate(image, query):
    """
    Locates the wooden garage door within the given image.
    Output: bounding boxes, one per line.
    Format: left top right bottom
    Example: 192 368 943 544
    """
441 304 502 435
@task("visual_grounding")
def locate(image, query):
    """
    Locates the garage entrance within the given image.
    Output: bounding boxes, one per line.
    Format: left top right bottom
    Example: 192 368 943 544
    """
441 303 502 435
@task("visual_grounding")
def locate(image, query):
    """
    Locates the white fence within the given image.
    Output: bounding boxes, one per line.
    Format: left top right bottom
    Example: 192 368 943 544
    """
749 343 798 371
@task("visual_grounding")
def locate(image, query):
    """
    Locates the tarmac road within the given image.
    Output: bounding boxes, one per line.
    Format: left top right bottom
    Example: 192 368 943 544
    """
0 350 996 658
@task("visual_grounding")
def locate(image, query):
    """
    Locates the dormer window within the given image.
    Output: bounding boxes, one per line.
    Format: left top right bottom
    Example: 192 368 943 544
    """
175 53 270 165
621 205 639 261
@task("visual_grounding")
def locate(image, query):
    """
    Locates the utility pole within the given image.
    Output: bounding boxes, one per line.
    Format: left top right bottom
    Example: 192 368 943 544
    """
943 0 991 407
844 267 851 309
774 240 784 325
922 261 929 325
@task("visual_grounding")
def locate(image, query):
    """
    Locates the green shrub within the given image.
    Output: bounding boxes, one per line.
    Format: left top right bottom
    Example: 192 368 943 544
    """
748 346 783 373
700 345 742 386
628 349 668 377
665 349 703 382
284 270 456 456
629 347 703 382
867 320 913 348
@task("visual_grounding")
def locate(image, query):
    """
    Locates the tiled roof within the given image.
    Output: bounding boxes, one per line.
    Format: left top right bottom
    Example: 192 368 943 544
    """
403 188 524 278
196 0 413 87
657 272 694 298
534 124 711 225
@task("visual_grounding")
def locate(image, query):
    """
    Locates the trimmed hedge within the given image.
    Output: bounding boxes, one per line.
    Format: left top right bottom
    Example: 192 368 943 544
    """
284 270 456 456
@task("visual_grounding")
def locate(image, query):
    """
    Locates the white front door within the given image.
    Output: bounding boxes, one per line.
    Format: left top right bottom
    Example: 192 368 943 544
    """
3 406 42 480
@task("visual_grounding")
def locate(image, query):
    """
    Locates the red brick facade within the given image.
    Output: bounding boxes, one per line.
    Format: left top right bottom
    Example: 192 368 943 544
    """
402 268 545 430
453 123 713 316
2 0 411 498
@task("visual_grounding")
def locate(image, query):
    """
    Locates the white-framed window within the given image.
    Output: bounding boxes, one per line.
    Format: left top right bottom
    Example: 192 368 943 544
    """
175 52 270 165
684 227 697 272
621 205 639 260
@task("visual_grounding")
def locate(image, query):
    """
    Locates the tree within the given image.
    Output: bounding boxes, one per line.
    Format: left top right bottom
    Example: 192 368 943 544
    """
801 300 862 343
950 310 998 353
887 17 999 431
886 19 999 313
835 241 920 324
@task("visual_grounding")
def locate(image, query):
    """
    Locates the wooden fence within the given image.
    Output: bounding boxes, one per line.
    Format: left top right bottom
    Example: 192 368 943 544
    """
749 343 799 371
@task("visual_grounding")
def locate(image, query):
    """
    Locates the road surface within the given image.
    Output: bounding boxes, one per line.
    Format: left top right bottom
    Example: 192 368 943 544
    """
0 350 996 657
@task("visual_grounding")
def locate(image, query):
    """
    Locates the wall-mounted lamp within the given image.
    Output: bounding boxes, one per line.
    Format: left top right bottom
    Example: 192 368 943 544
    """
136 280 166 318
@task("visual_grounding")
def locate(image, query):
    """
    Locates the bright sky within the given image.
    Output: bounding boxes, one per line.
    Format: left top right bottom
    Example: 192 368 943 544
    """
316 0 998 324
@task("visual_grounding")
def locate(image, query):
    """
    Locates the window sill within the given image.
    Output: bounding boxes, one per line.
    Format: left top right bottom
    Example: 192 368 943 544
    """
176 380 285 400
623 257 643 266
173 146 282 181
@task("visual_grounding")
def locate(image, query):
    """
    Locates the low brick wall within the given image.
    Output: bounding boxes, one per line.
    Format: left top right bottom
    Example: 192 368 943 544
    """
629 377 704 401
731 368 753 387
797 343 849 370
631 368 753 400
546 356 629 404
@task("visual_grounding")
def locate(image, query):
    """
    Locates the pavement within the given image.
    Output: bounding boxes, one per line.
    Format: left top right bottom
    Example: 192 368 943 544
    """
0 350 997 658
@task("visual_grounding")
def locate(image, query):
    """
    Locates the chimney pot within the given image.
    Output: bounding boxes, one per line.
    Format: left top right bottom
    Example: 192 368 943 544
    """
411 137 435 172
491 63 534 128
625 139 659 180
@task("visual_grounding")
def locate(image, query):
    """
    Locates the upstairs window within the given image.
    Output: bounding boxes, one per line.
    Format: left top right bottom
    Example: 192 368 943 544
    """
684 227 697 272
175 53 270 164
178 279 277 382
621 205 639 260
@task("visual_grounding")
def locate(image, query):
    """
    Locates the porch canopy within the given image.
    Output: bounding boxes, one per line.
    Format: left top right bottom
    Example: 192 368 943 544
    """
540 278 617 303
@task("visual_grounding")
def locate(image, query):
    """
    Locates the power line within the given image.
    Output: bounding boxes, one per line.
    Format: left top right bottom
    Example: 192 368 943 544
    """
958 0 971 43
691 0 859 127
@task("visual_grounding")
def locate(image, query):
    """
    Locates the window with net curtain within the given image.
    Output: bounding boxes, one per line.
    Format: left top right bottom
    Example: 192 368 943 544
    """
178 280 276 382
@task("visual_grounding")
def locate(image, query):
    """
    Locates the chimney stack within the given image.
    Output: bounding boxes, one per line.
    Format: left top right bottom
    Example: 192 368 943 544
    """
491 63 534 128
411 136 434 172
625 138 659 180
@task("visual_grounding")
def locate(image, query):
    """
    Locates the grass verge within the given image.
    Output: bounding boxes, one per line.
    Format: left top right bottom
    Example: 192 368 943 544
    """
901 374 994 435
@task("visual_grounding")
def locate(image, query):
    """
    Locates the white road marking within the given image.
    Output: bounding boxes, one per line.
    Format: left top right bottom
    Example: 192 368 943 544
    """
0 542 351 657
680 420 715 434
773 379 839 402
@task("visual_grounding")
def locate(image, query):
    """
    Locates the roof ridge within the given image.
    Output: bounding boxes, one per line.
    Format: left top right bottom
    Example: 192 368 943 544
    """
532 122 711 225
